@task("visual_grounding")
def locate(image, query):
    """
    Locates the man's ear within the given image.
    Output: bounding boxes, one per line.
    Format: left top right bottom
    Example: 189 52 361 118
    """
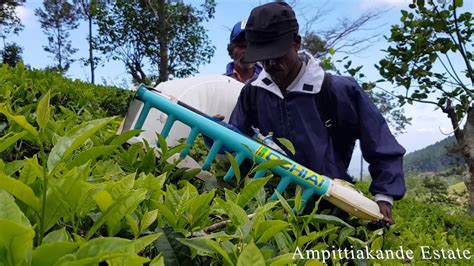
293 34 302 50
227 43 235 58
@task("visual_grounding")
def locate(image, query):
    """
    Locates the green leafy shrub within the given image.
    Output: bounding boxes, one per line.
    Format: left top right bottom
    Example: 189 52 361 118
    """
0 65 472 265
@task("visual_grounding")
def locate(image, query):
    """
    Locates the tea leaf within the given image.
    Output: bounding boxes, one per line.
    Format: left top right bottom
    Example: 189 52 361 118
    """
62 237 145 264
19 155 42 185
268 253 296 266
133 233 162 253
0 190 31 227
371 236 383 251
149 254 165 266
224 188 238 203
36 90 51 130
297 214 352 228
43 228 71 243
43 166 95 231
255 220 289 244
94 190 113 212
69 145 119 167
163 144 188 161
338 227 355 244
86 189 147 239
154 227 193 266
157 133 168 156
0 220 35 266
225 151 241 183
297 227 338 247
0 131 27 153
215 198 249 227
126 215 140 238
237 242 265 266
108 129 142 146
140 209 158 233
0 172 41 212
236 176 271 208
3 160 25 177
1 111 40 142
181 168 201 181
105 174 135 200
294 188 302 212
252 159 290 173
48 117 116 171
177 237 216 255
156 204 177 228
251 201 279 228
276 138 295 155
32 242 78 266
275 192 297 222
205 238 233 265
183 190 215 228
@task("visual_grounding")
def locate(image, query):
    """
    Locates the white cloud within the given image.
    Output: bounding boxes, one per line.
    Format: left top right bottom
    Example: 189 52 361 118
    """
15 6 34 25
360 0 411 11
413 127 450 133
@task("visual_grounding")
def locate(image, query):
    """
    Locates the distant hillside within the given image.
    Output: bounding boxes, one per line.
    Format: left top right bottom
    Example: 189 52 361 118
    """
404 136 465 174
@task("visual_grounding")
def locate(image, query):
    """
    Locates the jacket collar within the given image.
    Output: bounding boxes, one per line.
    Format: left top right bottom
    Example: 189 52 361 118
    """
250 51 325 99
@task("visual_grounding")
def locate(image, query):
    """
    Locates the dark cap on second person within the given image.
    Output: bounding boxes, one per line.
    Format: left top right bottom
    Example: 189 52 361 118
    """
244 2 299 63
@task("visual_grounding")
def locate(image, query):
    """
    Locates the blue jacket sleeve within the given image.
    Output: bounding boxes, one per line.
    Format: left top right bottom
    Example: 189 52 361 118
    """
333 77 406 200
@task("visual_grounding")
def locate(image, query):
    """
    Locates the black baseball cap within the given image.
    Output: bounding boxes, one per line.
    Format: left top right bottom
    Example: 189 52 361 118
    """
244 2 299 63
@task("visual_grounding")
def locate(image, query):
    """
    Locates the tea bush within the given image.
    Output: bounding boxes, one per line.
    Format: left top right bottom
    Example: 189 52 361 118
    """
0 65 472 265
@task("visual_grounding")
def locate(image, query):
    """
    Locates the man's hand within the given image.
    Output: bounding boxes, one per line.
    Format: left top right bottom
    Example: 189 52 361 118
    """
377 201 394 225
213 114 225 121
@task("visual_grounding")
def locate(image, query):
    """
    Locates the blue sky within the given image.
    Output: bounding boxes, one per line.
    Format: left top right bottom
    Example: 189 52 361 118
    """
9 0 472 176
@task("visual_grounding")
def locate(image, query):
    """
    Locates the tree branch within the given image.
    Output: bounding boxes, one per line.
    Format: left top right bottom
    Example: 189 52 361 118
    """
191 214 255 237
452 2 474 86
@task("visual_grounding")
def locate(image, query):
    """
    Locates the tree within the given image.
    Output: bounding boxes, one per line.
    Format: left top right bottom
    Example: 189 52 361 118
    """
0 0 24 41
1 42 23 66
35 0 79 73
377 0 474 213
95 0 215 85
73 0 109 84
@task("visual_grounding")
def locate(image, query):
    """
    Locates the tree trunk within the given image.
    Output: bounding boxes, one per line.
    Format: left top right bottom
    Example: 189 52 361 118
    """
88 15 95 84
57 25 63 72
157 0 168 83
448 103 474 214
462 107 474 214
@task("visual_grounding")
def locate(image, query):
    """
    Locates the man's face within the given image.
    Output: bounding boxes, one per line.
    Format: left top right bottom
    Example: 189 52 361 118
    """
231 40 255 70
260 45 299 87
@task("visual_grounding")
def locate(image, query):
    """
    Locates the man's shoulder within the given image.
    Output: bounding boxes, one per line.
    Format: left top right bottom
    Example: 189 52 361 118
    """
327 74 362 96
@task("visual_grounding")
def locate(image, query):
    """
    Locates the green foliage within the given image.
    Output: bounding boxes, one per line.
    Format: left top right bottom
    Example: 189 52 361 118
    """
73 0 109 84
404 136 465 174
0 65 472 264
0 0 24 36
377 0 473 120
95 0 216 84
35 0 80 73
1 42 23 67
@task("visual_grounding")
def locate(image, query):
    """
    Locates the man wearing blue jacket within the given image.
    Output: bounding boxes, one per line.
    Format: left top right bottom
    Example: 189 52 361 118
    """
224 20 262 83
229 2 406 224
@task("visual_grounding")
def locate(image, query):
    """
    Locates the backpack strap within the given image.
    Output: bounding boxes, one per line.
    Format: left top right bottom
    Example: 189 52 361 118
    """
246 72 334 134
315 72 335 130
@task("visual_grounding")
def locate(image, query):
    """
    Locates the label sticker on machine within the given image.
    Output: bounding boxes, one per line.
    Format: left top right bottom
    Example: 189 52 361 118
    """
255 145 329 191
